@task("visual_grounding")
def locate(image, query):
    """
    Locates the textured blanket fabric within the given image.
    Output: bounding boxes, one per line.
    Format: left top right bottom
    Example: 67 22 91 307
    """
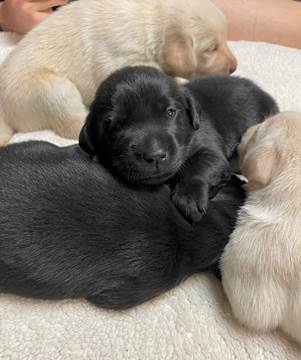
0 32 300 359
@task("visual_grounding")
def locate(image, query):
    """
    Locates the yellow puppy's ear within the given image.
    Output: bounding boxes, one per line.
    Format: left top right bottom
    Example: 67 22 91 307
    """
241 145 277 191
162 29 197 78
238 124 260 159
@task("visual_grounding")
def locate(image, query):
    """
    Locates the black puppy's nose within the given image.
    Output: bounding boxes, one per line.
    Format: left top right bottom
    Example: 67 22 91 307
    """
142 150 167 164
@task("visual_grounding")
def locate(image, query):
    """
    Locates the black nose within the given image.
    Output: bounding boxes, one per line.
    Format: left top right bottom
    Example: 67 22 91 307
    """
142 150 167 164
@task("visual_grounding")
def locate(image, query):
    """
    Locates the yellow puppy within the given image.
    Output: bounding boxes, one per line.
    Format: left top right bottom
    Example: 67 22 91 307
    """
0 0 236 145
221 112 301 345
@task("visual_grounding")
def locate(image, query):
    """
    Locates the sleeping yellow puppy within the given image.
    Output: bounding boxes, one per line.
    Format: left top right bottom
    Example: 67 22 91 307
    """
0 0 236 145
221 112 301 346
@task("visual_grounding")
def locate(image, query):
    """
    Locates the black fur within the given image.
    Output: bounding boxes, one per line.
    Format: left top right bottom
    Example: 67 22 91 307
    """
0 141 244 309
80 66 278 223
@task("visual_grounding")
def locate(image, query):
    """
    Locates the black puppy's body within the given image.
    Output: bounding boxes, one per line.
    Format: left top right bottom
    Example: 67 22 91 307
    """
171 75 279 220
79 67 278 224
0 141 244 309
185 75 278 159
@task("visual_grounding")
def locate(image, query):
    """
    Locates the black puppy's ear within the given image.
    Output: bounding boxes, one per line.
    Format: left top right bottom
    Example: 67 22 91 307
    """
79 113 96 156
180 87 200 130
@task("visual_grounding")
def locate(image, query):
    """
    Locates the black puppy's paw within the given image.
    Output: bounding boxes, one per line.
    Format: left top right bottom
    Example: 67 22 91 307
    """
171 180 209 224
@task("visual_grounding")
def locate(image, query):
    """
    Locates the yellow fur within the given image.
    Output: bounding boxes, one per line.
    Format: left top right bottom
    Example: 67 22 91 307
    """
0 0 236 144
222 112 301 346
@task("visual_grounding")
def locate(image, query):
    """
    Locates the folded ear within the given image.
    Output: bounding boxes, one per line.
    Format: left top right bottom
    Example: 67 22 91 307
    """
238 124 260 160
179 87 201 130
162 28 197 78
240 144 277 191
79 112 96 155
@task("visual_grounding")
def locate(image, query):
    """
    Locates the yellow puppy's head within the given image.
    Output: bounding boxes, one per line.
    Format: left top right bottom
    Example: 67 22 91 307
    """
238 112 301 191
161 0 237 78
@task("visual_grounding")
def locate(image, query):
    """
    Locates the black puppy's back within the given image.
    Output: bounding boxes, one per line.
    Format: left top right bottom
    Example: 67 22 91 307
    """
0 141 244 309
185 75 279 157
0 142 180 301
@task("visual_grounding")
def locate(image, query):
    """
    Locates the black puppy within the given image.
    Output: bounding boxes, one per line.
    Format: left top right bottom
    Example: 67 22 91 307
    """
79 66 278 223
0 141 244 309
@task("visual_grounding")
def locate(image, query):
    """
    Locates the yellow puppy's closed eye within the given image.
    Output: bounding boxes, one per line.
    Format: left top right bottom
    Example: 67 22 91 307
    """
206 44 218 53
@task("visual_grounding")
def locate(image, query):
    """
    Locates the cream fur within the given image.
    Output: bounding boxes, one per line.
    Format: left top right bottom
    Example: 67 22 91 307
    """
221 112 301 346
0 0 236 145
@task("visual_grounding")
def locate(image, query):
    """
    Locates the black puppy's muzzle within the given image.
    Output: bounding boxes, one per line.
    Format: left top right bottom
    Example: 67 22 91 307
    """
129 133 179 184
135 147 168 169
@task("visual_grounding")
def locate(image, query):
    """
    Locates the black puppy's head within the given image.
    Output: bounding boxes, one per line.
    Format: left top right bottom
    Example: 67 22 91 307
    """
80 66 200 185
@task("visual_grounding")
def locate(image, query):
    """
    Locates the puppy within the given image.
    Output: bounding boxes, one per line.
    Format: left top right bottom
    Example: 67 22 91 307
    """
0 0 237 145
221 112 301 345
79 66 278 223
0 141 244 309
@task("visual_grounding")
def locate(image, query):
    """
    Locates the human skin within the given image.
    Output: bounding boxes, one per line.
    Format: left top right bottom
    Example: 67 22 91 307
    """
213 0 301 49
0 0 68 34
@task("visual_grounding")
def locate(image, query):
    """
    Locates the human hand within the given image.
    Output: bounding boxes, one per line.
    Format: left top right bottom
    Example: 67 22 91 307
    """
0 0 68 34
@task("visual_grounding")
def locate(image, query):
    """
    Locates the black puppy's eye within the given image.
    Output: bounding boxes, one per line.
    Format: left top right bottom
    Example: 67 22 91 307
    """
166 107 177 118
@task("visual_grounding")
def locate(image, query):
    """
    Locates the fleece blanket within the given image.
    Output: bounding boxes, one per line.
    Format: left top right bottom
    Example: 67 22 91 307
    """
0 32 301 360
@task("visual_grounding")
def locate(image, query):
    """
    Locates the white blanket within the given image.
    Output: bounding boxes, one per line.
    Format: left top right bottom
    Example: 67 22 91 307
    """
0 32 300 359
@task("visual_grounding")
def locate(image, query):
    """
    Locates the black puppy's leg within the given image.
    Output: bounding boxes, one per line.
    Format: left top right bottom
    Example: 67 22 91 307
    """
171 148 230 224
